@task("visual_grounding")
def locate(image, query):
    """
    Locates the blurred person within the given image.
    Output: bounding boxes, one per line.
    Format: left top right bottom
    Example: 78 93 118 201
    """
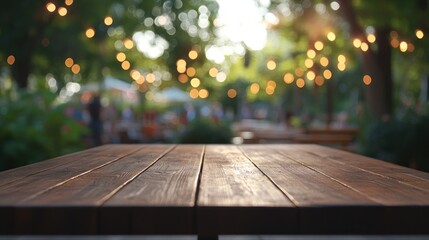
87 95 103 146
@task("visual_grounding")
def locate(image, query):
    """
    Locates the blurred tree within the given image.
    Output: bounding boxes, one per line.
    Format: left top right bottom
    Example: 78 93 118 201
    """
0 0 218 92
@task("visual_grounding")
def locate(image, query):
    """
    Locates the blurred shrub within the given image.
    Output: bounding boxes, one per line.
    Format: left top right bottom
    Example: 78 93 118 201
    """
361 110 429 172
0 87 87 171
178 118 233 144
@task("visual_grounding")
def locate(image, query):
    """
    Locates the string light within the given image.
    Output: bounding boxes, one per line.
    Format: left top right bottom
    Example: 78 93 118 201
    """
7 55 15 65
189 89 199 99
296 78 305 88
71 64 80 74
209 67 218 77
188 50 198 60
315 76 324 86
363 75 372 85
199 89 209 98
64 57 74 67
353 38 362 48
283 73 294 84
367 34 376 43
306 71 315 80
360 42 369 52
267 60 276 70
85 28 95 38
65 0 73 6
190 78 200 88
227 89 237 98
399 41 408 52
307 49 316 59
304 59 314 68
123 38 134 49
104 16 113 26
121 61 130 70
416 29 424 39
327 32 336 41
46 2 56 12
186 67 196 77
314 41 324 51
146 73 155 83
320 57 329 67
323 69 332 79
178 74 189 83
58 7 68 16
250 83 260 94
116 52 126 62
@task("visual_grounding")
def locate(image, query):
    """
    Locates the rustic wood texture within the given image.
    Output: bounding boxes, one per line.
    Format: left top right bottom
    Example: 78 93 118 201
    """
100 144 205 234
0 144 429 235
197 145 296 235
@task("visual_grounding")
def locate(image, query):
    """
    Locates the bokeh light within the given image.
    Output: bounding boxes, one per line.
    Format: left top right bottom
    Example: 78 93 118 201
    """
104 16 113 26
188 50 198 60
46 2 56 12
7 55 15 65
199 89 209 98
116 52 126 62
416 29 424 39
58 7 67 16
323 69 332 79
190 78 200 88
64 57 74 68
71 64 80 74
327 32 336 41
186 67 196 77
320 57 329 67
85 28 95 38
227 89 237 98
121 60 130 70
296 78 305 88
250 83 260 94
363 75 372 85
314 41 324 51
267 60 276 70
307 49 316 59
283 73 294 84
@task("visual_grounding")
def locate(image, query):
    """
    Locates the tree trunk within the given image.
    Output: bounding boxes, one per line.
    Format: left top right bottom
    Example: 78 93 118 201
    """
338 0 393 119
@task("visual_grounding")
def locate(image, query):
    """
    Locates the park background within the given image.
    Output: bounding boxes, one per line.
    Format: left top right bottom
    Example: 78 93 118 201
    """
1 0 429 171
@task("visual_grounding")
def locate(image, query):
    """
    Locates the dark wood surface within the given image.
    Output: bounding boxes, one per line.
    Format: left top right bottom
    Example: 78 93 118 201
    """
1 144 429 235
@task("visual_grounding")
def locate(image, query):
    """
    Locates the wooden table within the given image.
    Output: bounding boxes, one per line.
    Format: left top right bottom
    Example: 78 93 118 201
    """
1 144 429 239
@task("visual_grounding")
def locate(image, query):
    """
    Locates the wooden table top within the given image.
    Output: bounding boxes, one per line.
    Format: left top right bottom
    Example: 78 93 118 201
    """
1 144 429 236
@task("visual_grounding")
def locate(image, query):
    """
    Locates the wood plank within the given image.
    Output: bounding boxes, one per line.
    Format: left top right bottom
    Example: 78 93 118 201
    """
239 145 377 206
272 144 429 205
19 144 174 206
269 144 429 234
0 145 117 187
0 145 144 235
303 144 429 191
0 144 140 205
197 145 297 235
240 145 385 234
100 145 205 234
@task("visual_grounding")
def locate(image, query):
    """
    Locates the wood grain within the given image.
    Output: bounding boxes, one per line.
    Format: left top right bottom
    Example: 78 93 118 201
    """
269 144 429 234
0 144 140 205
197 145 297 235
0 145 116 187
20 144 174 206
302 144 429 191
100 145 205 234
240 145 377 206
271 144 429 205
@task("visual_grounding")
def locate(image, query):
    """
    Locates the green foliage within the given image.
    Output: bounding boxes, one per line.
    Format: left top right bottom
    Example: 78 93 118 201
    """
178 118 232 144
0 87 88 171
361 109 429 172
